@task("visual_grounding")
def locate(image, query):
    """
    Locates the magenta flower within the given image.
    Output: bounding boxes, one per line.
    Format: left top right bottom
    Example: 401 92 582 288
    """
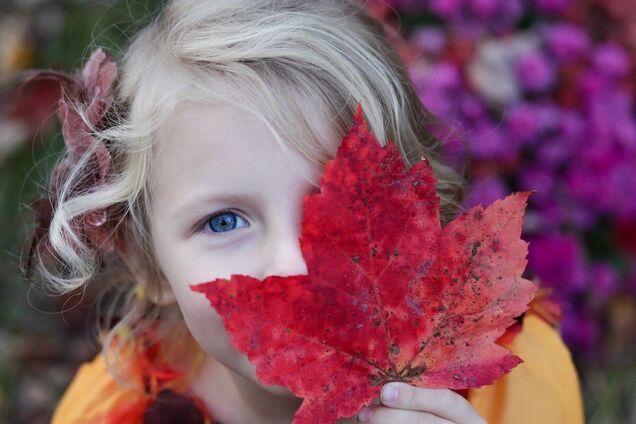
517 165 555 205
464 176 507 208
534 0 572 14
543 23 590 63
560 308 600 359
517 49 556 92
429 0 462 18
469 0 499 19
587 262 619 300
527 234 587 295
506 101 560 147
593 42 631 79
411 27 447 55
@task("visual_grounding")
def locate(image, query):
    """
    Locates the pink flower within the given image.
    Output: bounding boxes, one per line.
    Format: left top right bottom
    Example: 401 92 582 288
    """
21 48 118 253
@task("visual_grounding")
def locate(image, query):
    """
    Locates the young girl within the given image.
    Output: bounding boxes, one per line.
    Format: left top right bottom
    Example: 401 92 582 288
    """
22 0 584 422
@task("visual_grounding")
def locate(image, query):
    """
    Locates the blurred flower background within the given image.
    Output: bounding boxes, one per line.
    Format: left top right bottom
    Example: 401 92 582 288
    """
0 0 635 422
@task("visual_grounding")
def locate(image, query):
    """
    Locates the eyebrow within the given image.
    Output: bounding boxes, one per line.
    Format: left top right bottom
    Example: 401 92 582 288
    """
169 192 260 219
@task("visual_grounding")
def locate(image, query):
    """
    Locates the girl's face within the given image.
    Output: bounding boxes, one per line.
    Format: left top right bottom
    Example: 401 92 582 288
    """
148 100 336 395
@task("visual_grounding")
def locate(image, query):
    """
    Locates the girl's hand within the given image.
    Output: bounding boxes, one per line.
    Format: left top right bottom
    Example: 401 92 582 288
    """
355 382 487 424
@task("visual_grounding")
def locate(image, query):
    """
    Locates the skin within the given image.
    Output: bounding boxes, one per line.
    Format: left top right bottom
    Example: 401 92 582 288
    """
123 99 487 424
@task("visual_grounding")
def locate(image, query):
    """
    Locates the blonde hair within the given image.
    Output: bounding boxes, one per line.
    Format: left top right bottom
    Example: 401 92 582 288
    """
23 0 466 393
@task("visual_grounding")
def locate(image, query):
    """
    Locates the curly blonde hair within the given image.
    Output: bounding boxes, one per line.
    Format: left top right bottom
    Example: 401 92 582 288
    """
23 0 466 393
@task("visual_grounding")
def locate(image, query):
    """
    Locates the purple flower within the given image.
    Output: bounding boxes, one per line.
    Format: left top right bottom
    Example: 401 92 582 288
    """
417 86 454 119
459 94 486 120
491 0 525 31
587 262 619 300
528 234 587 295
517 49 557 92
429 0 462 18
517 165 555 204
505 101 560 147
534 198 566 230
560 307 600 358
608 162 636 219
627 260 636 295
593 42 632 79
464 176 508 208
543 23 590 63
565 205 598 230
565 167 608 214
467 119 514 160
469 0 499 19
536 137 570 169
506 103 543 146
559 110 586 149
534 0 572 14
411 27 447 55
426 62 463 90
412 62 462 118
578 69 609 106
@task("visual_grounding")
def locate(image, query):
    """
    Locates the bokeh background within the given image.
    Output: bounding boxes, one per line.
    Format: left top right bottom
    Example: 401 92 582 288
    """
1 0 635 422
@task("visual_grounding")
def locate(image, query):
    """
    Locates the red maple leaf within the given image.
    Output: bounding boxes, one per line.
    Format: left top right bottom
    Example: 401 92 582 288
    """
190 103 538 423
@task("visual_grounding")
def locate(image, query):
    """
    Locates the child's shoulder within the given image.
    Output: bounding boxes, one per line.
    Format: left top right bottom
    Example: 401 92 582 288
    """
51 347 151 423
466 290 585 424
50 332 212 424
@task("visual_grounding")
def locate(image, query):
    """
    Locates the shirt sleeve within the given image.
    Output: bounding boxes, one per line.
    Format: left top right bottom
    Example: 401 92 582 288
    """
466 313 585 424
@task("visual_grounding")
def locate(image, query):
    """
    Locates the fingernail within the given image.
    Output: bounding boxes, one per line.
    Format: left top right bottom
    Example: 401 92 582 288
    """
381 384 399 402
357 406 373 422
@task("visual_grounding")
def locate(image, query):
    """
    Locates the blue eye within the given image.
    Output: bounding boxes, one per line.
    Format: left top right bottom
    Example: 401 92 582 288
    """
204 210 249 234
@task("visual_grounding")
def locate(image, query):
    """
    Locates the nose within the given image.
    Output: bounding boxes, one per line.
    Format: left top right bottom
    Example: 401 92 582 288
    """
262 226 309 278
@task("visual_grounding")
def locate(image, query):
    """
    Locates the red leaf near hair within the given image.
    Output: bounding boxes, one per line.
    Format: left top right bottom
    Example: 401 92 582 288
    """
190 103 538 423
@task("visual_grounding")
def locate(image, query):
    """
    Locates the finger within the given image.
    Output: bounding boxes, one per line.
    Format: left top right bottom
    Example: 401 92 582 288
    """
357 405 455 424
379 383 487 424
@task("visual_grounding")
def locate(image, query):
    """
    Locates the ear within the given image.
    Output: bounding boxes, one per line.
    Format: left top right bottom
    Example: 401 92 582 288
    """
114 228 178 307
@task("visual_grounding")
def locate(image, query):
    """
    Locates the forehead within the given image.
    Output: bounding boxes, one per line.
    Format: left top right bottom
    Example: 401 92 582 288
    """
149 100 335 209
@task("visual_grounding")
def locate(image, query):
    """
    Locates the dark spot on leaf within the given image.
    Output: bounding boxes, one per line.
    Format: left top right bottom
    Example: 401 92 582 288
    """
471 241 481 257
401 364 426 378
490 239 501 251
352 255 360 263
390 344 400 356
433 331 441 338
393 249 399 256
374 319 381 327
371 246 378 257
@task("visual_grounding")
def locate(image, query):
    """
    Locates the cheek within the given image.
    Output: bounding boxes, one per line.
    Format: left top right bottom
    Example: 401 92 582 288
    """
175 288 234 358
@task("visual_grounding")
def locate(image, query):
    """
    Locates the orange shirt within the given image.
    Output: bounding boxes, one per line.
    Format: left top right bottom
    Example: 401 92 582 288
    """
51 299 585 423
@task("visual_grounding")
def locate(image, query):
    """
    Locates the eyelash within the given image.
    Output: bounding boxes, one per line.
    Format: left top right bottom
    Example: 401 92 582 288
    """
199 209 250 235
